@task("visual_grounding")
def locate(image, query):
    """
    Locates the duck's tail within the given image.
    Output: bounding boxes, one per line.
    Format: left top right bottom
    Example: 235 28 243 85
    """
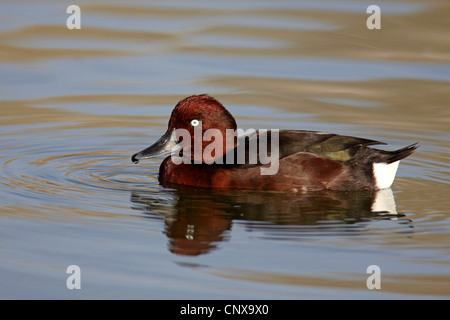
384 143 419 164
372 143 419 189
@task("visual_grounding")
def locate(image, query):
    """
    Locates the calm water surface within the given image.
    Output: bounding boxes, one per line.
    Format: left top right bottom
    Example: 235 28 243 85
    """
0 0 449 299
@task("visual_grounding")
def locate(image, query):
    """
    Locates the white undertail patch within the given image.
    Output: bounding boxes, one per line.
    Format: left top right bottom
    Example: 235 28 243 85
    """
373 161 400 189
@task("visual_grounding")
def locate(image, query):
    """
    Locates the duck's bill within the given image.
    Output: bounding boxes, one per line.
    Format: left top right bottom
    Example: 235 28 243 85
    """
131 130 178 164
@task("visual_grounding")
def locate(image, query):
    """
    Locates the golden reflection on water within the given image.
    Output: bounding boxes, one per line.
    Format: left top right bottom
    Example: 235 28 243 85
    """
1 1 449 62
0 0 449 299
212 267 450 297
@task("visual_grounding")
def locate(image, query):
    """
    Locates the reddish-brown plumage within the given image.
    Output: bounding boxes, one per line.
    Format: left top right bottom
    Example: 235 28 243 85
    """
132 94 418 191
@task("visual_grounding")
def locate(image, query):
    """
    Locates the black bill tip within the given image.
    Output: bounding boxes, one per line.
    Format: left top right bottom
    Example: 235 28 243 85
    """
131 153 140 164
131 130 177 165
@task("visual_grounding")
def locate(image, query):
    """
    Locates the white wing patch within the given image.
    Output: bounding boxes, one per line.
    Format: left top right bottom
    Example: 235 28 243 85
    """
373 161 400 189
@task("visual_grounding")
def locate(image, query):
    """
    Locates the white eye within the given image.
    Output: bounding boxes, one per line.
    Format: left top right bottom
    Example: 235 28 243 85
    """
190 119 200 127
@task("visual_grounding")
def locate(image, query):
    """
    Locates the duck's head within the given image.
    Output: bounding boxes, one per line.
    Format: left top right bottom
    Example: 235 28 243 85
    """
131 94 238 164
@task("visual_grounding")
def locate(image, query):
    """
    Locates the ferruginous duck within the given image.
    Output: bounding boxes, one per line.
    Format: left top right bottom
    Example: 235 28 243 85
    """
132 94 417 191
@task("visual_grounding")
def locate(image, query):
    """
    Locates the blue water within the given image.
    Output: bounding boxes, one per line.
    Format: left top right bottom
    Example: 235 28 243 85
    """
1 0 449 299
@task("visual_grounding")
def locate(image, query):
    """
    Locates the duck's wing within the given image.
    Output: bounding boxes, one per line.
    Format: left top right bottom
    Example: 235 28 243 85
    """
223 129 416 167
277 130 385 162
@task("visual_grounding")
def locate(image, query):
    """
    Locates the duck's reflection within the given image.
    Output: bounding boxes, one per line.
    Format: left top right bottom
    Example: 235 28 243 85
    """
130 187 405 256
